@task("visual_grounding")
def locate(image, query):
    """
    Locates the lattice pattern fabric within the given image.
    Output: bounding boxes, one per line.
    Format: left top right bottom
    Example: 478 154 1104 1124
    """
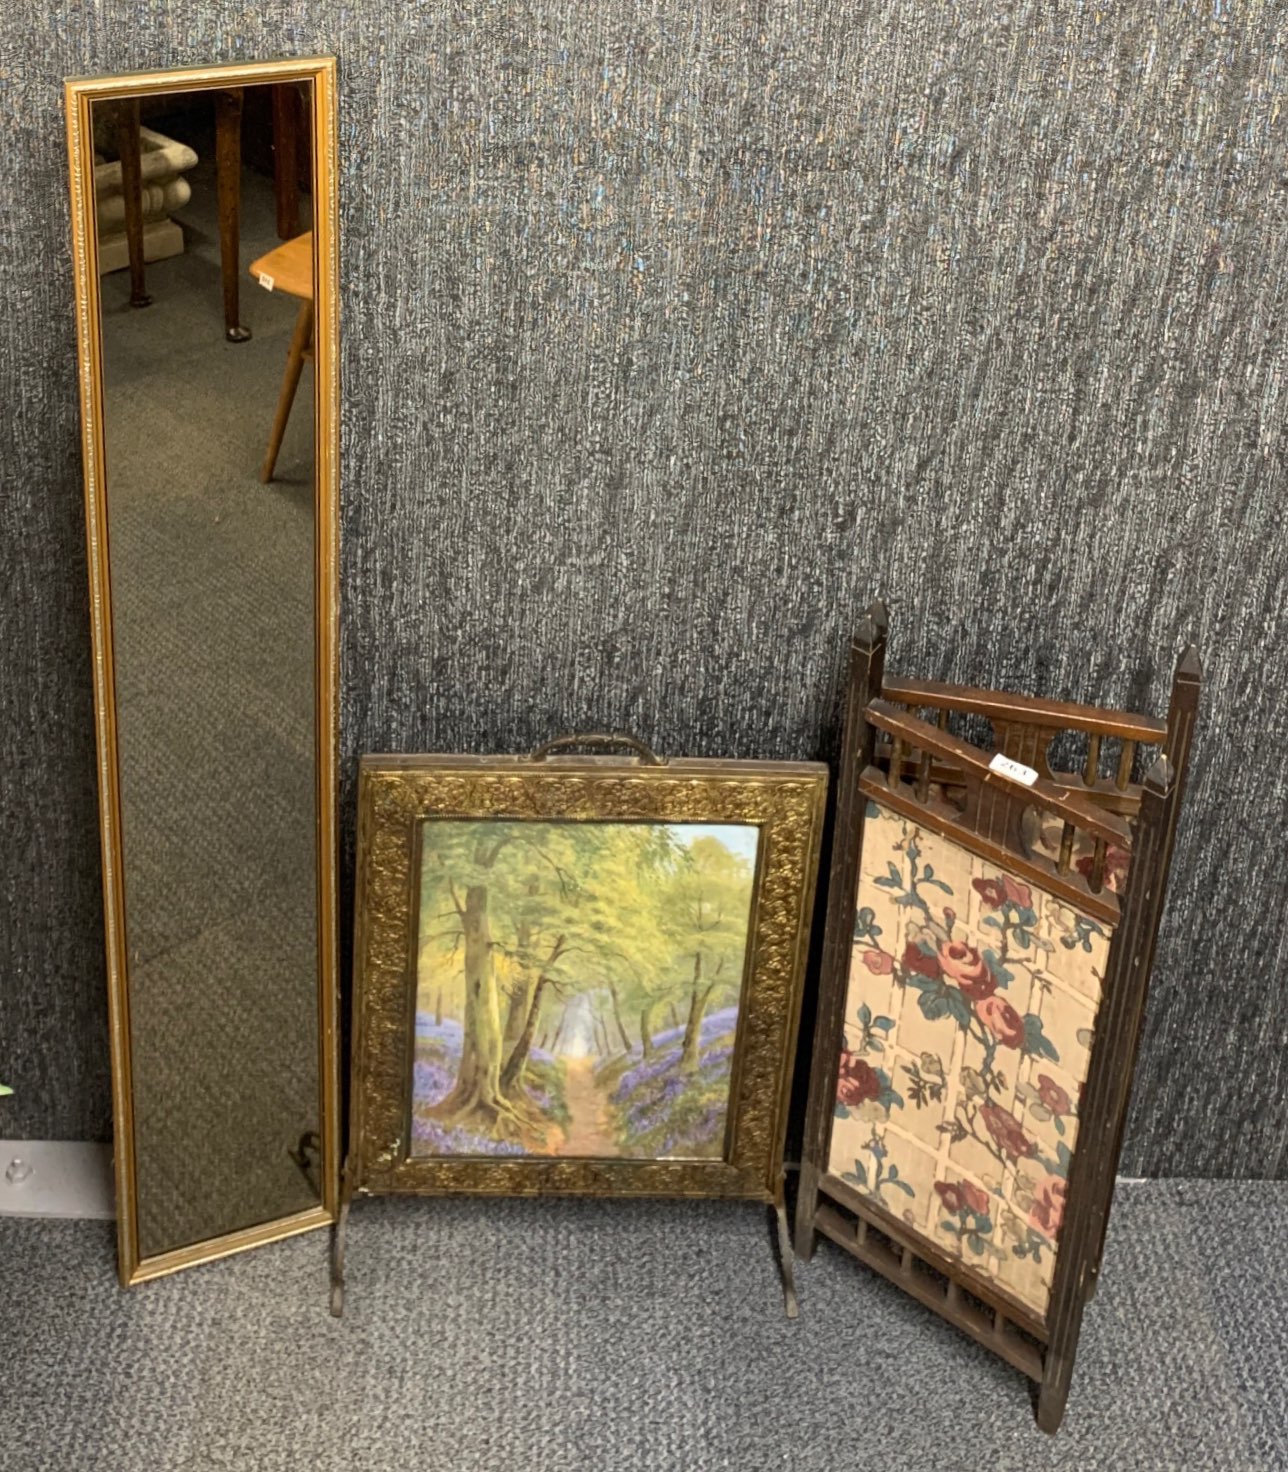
826 801 1111 1319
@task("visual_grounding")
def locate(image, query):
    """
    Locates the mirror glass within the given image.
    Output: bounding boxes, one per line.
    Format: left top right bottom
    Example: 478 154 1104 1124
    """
89 79 322 1258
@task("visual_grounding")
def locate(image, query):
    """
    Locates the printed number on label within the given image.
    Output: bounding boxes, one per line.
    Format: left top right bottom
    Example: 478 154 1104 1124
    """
988 752 1039 786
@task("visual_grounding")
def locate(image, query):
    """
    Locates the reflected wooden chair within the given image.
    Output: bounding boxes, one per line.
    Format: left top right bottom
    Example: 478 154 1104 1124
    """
795 602 1200 1433
247 232 313 484
112 83 305 340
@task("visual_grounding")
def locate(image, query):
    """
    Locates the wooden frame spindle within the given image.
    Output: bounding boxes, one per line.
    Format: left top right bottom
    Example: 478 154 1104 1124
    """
1083 732 1102 785
795 601 889 1261
1115 739 1136 790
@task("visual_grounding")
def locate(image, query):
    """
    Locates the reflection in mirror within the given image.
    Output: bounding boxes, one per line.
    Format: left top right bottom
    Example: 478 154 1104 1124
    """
67 61 338 1277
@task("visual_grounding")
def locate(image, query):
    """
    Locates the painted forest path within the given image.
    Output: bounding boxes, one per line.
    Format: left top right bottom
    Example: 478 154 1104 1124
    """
558 1057 618 1156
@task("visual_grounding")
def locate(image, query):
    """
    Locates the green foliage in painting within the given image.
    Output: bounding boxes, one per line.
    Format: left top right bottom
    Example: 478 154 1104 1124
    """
412 820 757 1160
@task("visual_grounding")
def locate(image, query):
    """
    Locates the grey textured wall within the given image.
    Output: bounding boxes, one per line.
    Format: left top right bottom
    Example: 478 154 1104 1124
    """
1 3 1285 1178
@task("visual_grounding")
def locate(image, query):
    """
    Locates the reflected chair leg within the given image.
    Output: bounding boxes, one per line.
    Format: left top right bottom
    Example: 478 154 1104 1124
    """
261 300 314 483
215 87 250 342
774 1186 799 1320
116 99 150 308
329 1191 350 1318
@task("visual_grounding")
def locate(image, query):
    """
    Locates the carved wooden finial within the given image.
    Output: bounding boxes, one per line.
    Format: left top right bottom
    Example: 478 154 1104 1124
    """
855 598 889 650
1142 753 1175 797
1174 644 1202 684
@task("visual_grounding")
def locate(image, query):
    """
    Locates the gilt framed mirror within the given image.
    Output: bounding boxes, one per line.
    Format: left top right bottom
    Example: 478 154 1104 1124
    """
64 58 339 1284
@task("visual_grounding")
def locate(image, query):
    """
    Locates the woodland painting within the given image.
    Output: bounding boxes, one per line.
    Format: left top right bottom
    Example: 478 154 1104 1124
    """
411 819 759 1161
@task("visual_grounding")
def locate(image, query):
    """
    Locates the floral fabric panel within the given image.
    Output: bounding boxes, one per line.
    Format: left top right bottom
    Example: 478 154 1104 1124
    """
826 800 1112 1321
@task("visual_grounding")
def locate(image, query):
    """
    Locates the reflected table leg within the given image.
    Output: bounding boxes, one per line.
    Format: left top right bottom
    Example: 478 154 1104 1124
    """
215 87 250 342
115 98 150 309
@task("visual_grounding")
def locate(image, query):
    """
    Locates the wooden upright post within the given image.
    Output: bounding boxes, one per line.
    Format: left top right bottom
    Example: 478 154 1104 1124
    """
794 599 888 1260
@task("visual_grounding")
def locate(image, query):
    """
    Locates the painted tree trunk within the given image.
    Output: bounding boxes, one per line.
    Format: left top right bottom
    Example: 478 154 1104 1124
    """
440 884 506 1117
434 988 443 1026
551 1006 569 1054
500 975 550 1093
608 981 632 1054
680 954 708 1070
640 1001 657 1060
501 923 535 1053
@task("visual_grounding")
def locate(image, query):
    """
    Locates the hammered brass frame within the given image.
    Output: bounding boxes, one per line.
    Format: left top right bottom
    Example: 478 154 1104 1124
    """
64 58 341 1286
337 750 826 1308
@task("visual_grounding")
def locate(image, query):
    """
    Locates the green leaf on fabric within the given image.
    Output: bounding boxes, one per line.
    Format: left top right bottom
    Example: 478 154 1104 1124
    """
919 991 950 1022
944 989 973 1029
1022 1013 1060 1062
983 948 1014 987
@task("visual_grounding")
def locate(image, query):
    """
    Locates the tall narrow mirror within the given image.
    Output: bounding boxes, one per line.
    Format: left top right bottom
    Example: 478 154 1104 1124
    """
65 58 339 1284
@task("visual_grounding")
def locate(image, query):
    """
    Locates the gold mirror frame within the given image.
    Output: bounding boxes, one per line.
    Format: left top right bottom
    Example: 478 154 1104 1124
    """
64 57 340 1285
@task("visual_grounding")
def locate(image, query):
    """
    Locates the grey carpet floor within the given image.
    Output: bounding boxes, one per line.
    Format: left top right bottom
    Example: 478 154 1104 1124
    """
1 1182 1284 1471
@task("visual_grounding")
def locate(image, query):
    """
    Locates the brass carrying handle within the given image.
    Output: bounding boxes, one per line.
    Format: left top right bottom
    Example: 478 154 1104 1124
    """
530 731 664 766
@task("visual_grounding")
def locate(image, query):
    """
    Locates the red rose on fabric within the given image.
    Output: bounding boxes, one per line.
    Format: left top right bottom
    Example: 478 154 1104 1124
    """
836 1051 881 1107
902 942 943 980
1077 844 1130 894
861 948 895 975
981 1102 1036 1160
959 1179 990 1215
934 1180 966 1214
1002 875 1033 909
977 995 1025 1048
934 1178 990 1217
972 877 1007 909
1029 1175 1067 1238
939 940 996 1001
1036 1074 1072 1116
